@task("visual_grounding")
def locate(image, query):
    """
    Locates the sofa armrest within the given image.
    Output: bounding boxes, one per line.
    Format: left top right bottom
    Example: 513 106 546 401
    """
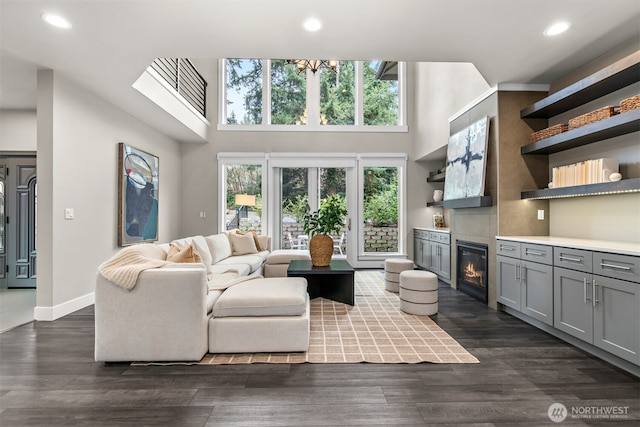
95 266 209 362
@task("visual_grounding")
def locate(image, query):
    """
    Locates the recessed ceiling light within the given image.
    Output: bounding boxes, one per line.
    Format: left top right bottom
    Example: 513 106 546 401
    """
544 22 570 36
303 18 322 32
42 13 72 29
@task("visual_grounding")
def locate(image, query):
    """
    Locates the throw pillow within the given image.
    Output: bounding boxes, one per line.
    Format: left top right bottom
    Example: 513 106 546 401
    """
170 236 213 279
167 243 203 264
205 233 233 264
228 232 258 256
236 229 263 251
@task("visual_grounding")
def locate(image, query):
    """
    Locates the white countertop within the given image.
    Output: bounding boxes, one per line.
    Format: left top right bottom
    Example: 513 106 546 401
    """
414 227 450 233
496 235 640 257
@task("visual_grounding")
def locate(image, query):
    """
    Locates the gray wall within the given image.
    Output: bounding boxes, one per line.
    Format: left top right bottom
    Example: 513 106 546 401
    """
0 110 37 151
34 70 183 318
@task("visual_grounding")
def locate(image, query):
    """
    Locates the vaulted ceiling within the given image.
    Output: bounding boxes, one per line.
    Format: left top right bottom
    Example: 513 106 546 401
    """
1 0 639 140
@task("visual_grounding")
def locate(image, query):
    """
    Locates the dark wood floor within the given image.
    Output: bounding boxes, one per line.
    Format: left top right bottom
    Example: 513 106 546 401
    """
0 275 638 426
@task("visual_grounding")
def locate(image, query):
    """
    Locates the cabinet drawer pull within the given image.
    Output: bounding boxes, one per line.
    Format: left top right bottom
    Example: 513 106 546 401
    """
600 262 631 271
559 255 582 263
526 250 544 256
500 246 516 251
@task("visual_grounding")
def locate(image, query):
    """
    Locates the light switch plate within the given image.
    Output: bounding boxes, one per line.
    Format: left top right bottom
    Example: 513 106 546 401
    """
537 209 544 220
65 208 74 220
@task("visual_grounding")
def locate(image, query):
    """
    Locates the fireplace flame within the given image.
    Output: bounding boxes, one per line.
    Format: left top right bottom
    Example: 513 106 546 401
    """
463 261 483 285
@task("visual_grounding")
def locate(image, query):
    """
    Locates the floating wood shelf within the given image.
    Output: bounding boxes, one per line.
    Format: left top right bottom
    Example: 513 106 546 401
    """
443 196 492 209
521 178 640 200
427 171 446 182
426 201 443 207
521 109 640 155
520 53 640 119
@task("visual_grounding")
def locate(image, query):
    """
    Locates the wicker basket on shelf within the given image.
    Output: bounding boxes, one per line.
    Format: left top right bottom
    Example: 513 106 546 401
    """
529 123 568 143
620 94 640 113
568 106 616 130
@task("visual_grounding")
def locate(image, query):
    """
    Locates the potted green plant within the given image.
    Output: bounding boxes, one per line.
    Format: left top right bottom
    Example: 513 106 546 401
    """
302 194 347 266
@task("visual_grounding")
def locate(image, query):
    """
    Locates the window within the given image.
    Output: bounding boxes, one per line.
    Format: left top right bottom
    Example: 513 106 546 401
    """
320 61 355 125
363 61 398 126
220 59 406 131
218 155 267 233
225 59 262 124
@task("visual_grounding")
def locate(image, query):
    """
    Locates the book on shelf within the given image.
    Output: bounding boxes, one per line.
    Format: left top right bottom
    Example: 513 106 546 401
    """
551 158 618 189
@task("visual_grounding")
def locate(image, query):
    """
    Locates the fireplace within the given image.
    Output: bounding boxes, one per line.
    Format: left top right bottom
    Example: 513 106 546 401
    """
457 240 488 303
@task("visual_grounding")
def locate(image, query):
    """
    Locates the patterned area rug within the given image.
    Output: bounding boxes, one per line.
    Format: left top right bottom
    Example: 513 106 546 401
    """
198 270 478 365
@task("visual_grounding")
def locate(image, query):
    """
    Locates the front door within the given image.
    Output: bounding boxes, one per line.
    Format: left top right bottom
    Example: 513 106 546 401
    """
0 155 37 289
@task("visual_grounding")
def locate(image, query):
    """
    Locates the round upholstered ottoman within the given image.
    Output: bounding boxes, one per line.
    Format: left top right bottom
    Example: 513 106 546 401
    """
399 270 438 315
384 258 414 292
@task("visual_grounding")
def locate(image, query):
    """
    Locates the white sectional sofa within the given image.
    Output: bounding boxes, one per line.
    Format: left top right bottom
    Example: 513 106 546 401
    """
94 230 310 362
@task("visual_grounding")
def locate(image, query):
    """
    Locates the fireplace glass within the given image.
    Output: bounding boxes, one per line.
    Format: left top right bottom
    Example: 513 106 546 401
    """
457 240 488 303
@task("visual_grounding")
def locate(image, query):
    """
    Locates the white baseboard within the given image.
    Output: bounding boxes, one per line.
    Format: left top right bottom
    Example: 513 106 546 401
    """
34 292 95 321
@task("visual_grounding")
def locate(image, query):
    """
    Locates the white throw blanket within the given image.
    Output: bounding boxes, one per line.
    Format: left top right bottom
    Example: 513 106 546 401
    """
98 244 170 290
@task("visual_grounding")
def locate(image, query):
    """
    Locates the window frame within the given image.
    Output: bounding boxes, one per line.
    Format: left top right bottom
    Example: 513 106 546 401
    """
218 60 407 132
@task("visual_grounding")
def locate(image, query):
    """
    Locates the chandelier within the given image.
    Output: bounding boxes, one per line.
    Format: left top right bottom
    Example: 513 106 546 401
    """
286 59 338 74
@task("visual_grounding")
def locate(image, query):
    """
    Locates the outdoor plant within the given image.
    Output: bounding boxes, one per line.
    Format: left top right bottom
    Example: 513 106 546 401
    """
283 194 309 223
302 194 347 237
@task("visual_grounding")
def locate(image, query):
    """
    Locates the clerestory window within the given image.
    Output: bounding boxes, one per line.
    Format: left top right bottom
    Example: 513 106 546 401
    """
220 59 406 132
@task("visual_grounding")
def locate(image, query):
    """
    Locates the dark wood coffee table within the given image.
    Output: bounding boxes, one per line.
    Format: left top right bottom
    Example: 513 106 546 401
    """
287 259 355 305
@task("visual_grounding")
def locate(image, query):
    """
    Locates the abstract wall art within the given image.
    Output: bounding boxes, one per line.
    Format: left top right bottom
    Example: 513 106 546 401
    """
443 116 490 201
117 143 159 246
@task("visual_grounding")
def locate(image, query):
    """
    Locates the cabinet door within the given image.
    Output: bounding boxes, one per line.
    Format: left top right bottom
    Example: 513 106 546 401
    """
429 241 439 273
414 238 425 269
497 255 520 310
439 243 451 280
554 267 593 343
593 275 640 364
521 261 553 326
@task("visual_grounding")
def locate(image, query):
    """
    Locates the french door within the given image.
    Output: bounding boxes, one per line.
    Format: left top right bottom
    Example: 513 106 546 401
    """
219 153 406 269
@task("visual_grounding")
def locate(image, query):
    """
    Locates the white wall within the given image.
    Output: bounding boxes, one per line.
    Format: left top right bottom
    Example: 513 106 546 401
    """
0 109 37 151
413 62 490 160
35 70 183 319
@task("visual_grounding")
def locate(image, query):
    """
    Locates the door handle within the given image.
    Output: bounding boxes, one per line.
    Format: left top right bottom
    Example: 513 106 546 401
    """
583 278 587 304
593 280 599 306
347 218 351 231
521 265 526 284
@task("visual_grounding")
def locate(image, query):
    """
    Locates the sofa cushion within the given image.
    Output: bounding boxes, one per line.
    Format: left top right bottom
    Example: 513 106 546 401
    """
170 236 213 279
212 277 308 318
216 254 263 273
205 233 233 264
265 249 311 265
206 289 223 314
228 232 258 256
211 263 251 277
167 243 203 264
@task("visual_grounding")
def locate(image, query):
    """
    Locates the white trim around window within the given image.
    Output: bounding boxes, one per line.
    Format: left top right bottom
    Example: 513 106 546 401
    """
218 60 407 133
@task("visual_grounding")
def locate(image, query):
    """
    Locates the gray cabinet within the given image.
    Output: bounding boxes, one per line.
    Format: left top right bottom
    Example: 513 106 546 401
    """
554 249 640 365
413 230 430 269
497 240 553 326
413 229 450 280
429 231 450 280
